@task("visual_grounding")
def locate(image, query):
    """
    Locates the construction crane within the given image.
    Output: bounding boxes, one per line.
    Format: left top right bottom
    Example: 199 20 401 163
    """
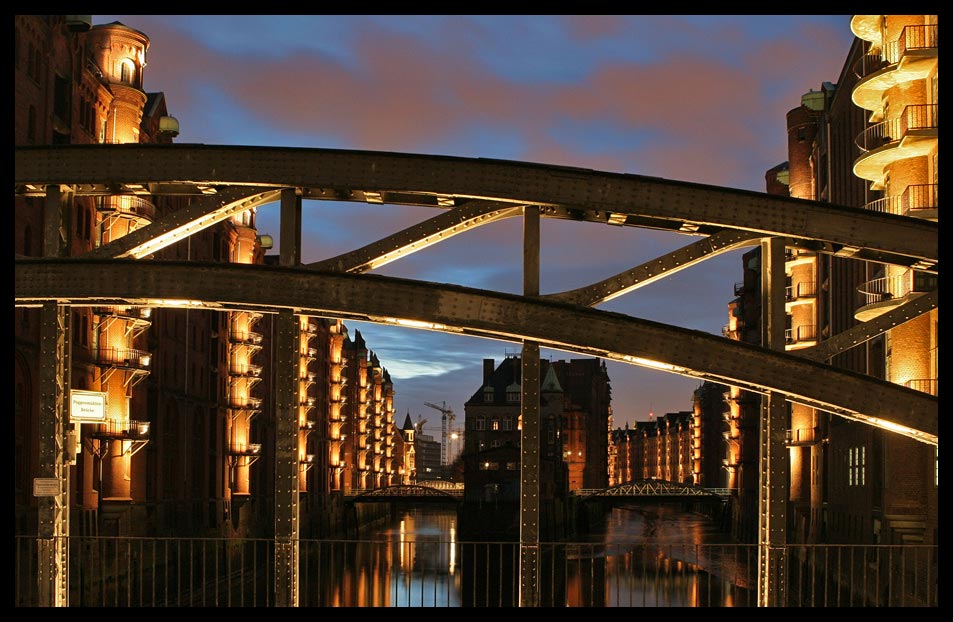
415 415 428 434
425 401 456 466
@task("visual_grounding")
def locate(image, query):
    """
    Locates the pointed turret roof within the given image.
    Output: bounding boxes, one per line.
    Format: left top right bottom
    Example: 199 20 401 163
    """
540 362 563 393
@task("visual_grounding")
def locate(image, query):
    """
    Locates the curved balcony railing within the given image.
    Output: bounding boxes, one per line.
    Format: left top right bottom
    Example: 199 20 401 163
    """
852 24 937 80
97 195 156 221
863 194 904 215
856 104 937 152
853 45 897 80
96 347 151 368
904 378 937 396
856 270 937 308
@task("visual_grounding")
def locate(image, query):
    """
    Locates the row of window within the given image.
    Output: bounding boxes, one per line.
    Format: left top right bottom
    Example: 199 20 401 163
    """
472 417 515 431
478 461 520 471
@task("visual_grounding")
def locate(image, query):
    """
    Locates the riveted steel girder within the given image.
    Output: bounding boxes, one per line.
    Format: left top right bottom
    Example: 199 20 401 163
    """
82 187 282 260
798 290 939 362
308 200 522 273
274 309 299 607
15 145 937 270
547 228 762 306
15 259 938 445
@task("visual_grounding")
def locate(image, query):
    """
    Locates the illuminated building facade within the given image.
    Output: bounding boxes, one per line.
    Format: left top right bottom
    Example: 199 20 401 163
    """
464 356 611 492
721 15 937 558
14 15 402 539
339 331 397 493
609 412 694 484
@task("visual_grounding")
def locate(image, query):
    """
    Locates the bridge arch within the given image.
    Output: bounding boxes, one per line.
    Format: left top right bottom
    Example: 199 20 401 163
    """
15 258 937 444
576 479 725 500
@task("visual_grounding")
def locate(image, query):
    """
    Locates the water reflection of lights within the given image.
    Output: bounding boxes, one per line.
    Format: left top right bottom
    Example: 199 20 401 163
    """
449 525 456 575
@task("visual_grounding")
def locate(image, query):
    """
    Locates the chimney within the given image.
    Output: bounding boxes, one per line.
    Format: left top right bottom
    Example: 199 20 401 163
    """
483 358 495 385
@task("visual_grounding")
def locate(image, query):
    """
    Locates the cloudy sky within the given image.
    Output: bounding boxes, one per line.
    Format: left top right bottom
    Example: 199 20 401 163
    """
103 14 855 437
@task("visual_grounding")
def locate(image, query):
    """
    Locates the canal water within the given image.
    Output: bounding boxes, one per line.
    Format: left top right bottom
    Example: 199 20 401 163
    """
301 503 756 607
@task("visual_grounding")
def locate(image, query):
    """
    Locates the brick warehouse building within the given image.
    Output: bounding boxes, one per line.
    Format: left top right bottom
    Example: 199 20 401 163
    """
460 355 611 539
14 15 405 540
720 13 937 579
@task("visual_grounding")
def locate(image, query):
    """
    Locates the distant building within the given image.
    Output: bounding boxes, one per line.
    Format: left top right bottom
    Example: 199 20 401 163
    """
460 354 610 539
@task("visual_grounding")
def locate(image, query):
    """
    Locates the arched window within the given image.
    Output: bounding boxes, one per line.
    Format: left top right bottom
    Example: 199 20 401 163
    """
119 59 135 85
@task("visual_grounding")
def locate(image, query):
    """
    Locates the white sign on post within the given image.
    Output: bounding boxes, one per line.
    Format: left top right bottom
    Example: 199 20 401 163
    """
70 389 107 422
33 478 62 497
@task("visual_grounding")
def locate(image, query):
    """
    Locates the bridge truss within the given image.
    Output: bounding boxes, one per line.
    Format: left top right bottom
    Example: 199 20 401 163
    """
14 145 938 607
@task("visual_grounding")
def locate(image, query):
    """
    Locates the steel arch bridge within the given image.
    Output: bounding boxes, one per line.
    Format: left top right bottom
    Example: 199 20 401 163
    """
15 144 938 443
575 479 726 501
15 144 938 607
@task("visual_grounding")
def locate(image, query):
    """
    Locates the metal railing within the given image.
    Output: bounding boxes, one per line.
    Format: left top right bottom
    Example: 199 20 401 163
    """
903 378 937 396
901 183 938 216
855 104 938 152
97 195 156 221
852 24 937 80
786 281 817 301
856 270 937 307
785 324 817 344
96 346 151 368
13 537 937 607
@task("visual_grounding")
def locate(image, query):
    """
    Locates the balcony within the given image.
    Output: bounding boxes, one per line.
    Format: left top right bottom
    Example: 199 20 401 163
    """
784 249 815 270
90 419 151 440
229 396 262 413
95 305 152 323
86 419 151 458
230 363 263 377
230 330 263 345
852 24 938 114
855 270 937 321
785 325 817 348
227 443 262 467
96 346 152 369
97 195 156 223
904 378 937 397
854 104 938 185
785 281 817 308
863 184 938 220
784 427 823 447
